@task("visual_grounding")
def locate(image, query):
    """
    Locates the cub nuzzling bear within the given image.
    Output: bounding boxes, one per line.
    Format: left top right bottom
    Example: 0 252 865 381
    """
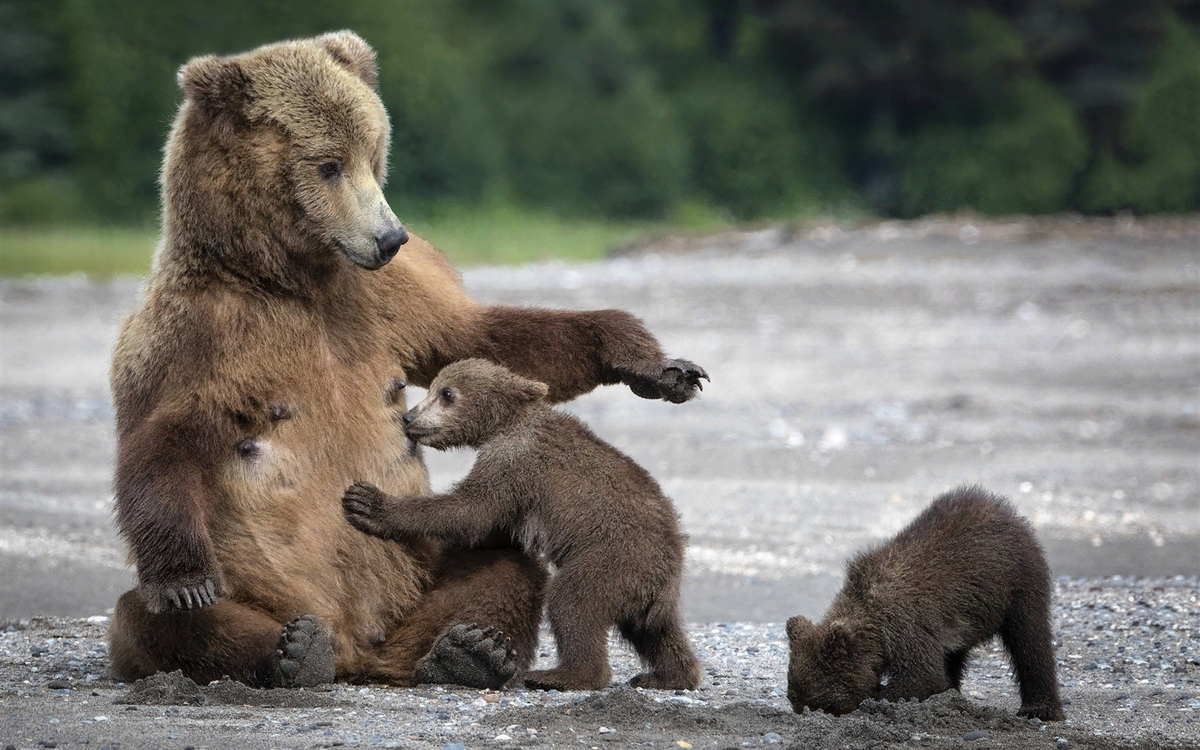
786 486 1063 721
343 358 702 691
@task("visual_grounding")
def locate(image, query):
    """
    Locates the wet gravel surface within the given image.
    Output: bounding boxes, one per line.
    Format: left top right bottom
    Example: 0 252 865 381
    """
0 577 1197 749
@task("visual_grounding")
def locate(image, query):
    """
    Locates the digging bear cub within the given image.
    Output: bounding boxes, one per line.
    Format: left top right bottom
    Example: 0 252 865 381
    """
786 486 1064 721
343 359 702 691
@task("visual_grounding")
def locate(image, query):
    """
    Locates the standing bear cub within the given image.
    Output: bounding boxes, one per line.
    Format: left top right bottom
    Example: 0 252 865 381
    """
786 486 1063 721
343 359 702 691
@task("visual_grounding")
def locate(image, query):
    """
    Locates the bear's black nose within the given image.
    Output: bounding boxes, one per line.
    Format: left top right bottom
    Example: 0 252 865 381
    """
376 227 409 263
401 409 417 425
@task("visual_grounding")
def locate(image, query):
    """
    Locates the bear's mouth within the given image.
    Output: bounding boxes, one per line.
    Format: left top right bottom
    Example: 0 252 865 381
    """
403 425 438 443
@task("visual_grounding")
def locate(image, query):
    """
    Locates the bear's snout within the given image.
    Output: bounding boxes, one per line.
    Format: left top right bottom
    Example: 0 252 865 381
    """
375 227 409 263
401 408 417 426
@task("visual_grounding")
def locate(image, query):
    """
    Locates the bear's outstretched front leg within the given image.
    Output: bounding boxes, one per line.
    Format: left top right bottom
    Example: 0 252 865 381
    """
408 306 708 404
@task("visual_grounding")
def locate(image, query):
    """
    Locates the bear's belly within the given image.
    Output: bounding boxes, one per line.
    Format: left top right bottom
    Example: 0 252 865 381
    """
212 361 434 643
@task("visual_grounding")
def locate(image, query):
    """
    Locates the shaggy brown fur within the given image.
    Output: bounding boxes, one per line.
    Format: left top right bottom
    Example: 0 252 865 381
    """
108 31 707 689
786 486 1063 721
342 359 702 691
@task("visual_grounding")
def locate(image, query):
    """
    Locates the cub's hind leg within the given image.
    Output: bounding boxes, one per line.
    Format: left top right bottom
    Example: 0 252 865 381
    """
524 568 612 691
620 598 701 690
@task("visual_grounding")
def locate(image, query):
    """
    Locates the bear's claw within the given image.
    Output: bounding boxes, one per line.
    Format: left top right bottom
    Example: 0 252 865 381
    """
622 358 710 404
141 576 223 614
415 623 517 689
271 614 336 688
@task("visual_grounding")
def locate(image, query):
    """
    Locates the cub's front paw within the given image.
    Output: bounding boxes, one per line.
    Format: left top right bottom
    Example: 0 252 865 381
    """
342 481 391 538
140 575 224 614
623 358 709 403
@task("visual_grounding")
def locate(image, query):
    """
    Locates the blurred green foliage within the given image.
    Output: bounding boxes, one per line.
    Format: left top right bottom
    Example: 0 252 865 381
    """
1 0 1196 230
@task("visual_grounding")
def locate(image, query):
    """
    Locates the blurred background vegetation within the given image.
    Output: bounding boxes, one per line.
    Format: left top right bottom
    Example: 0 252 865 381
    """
1 0 1197 273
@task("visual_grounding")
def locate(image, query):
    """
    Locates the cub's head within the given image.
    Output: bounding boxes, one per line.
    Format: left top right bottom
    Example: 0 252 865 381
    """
403 359 549 450
785 615 880 717
166 31 408 280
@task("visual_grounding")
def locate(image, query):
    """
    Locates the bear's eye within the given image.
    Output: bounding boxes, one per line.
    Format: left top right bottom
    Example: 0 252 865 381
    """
318 161 343 181
440 387 455 403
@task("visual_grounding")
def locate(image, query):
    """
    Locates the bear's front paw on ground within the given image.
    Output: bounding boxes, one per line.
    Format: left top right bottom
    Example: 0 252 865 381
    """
271 615 336 688
622 358 709 403
140 576 224 614
342 481 390 536
415 624 516 689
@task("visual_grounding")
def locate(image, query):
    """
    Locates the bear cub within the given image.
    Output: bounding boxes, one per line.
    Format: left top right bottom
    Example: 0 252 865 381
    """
343 358 701 691
786 486 1063 721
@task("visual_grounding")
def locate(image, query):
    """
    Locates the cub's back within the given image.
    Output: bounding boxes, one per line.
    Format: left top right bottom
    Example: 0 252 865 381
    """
843 486 1046 611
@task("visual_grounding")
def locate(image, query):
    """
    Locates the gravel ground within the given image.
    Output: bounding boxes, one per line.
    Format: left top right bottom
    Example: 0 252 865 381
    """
0 577 1197 749
1 216 1197 747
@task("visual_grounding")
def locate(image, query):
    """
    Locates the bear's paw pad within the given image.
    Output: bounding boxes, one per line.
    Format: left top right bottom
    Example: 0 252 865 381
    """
415 623 515 689
271 615 335 688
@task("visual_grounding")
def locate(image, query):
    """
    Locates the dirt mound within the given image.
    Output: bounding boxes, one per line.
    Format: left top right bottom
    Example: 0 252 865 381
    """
490 688 1186 750
114 670 335 708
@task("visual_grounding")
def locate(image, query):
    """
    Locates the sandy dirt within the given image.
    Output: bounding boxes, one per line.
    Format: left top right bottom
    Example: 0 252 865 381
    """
0 216 1197 748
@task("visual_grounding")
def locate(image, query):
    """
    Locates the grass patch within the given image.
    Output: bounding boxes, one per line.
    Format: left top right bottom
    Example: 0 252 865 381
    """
0 202 743 277
1 226 159 278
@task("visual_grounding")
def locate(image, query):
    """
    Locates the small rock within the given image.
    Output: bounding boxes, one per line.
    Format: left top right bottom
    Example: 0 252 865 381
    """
442 744 466 750
492 734 512 742
46 679 70 690
1056 739 1069 748
963 730 989 741
763 732 782 744
599 726 615 734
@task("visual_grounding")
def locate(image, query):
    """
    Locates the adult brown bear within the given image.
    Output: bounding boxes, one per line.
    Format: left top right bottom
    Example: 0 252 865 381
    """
107 31 706 689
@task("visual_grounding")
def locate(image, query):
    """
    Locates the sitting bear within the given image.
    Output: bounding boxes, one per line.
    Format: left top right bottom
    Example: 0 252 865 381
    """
786 486 1063 721
107 31 708 690
342 359 702 691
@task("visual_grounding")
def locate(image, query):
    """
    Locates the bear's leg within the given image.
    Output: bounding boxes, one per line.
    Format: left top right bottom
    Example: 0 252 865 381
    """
1001 591 1065 721
361 548 546 687
877 634 950 703
620 602 701 690
944 648 970 691
109 588 331 687
524 570 613 691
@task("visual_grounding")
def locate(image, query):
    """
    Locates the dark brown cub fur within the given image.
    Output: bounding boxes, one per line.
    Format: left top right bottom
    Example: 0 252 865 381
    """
343 359 702 691
786 486 1063 721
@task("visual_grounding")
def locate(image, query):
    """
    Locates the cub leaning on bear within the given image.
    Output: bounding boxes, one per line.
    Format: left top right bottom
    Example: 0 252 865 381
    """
342 359 702 691
107 31 707 690
786 486 1064 721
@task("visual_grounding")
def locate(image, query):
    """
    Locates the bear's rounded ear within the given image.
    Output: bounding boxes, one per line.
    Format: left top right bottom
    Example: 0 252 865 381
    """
177 55 251 120
519 379 550 403
320 30 379 89
823 621 857 659
505 370 549 403
786 615 814 641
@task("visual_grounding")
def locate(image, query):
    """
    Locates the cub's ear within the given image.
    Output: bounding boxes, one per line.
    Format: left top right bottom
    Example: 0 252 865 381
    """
320 30 378 89
177 55 251 122
823 621 858 659
786 615 814 641
511 374 550 403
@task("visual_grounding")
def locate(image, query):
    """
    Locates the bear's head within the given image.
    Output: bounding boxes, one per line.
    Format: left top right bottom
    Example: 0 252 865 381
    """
163 31 408 288
785 615 882 716
403 359 549 450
